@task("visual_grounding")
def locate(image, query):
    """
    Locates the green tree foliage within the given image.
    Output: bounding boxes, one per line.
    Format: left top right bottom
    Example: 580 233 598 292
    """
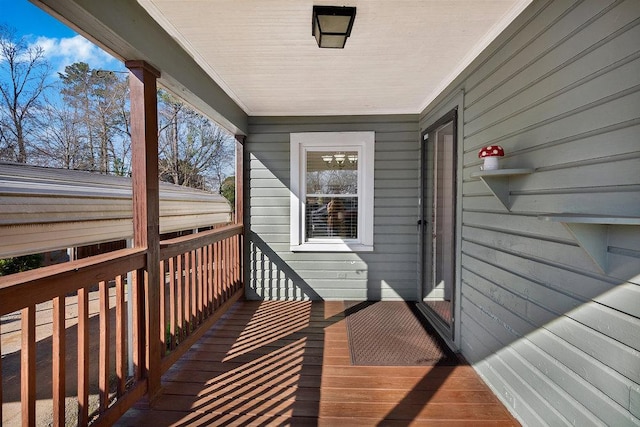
0 254 43 276
0 24 51 163
220 175 235 211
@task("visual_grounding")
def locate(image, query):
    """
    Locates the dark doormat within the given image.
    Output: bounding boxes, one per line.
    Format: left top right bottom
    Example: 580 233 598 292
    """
345 301 461 366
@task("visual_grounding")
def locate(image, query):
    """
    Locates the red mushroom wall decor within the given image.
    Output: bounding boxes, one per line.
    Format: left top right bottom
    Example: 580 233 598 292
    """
478 145 505 170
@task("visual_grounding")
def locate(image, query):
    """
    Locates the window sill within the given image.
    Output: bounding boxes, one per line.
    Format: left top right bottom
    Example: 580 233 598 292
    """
290 243 374 253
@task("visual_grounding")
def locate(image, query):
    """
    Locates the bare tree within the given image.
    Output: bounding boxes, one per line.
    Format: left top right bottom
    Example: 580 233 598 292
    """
0 24 52 163
206 125 235 192
32 101 82 168
157 90 234 191
58 62 129 173
158 90 184 184
93 69 130 173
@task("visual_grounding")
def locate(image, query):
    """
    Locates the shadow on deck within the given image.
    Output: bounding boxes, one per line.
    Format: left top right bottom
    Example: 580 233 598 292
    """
116 301 519 426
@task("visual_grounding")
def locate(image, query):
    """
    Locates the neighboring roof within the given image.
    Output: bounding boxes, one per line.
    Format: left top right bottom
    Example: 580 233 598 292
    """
0 163 231 257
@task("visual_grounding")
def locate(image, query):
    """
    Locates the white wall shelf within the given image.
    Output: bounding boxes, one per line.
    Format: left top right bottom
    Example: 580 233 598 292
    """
470 168 533 211
538 214 640 274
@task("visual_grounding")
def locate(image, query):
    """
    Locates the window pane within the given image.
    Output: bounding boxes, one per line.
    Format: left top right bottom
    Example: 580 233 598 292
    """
306 196 358 239
306 151 357 195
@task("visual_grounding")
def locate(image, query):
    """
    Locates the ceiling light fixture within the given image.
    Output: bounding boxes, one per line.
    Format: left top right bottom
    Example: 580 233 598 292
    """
312 6 357 49
322 152 357 168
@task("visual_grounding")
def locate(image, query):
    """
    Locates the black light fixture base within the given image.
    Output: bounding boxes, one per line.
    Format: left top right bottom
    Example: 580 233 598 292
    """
312 5 357 49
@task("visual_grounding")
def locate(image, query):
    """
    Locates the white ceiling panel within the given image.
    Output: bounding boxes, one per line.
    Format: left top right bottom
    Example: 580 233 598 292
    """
137 0 531 116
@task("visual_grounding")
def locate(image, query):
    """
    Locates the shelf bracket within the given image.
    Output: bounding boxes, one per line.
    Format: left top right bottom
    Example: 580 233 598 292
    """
561 222 608 274
470 169 533 211
538 214 640 274
477 175 510 210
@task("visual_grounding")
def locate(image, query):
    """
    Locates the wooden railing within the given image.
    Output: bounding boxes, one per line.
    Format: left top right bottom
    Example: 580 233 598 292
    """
158 224 244 371
0 224 243 426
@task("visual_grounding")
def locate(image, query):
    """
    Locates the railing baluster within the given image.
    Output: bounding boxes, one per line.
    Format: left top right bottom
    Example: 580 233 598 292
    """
177 254 184 343
228 238 233 296
159 260 166 358
53 296 66 427
235 235 240 291
197 246 204 323
131 270 144 381
214 241 221 309
233 235 238 291
238 234 243 292
21 305 36 427
232 235 238 291
211 243 216 310
115 275 126 396
207 245 215 316
218 240 225 305
77 288 89 426
184 252 191 334
169 257 176 350
99 280 110 412
220 240 225 300
191 250 197 328
231 236 236 291
227 237 233 294
213 243 217 311
207 244 214 315
220 240 225 303
228 239 231 301
202 245 208 317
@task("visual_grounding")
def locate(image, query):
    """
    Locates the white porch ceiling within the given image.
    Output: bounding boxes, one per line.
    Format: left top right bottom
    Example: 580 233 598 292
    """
137 0 531 116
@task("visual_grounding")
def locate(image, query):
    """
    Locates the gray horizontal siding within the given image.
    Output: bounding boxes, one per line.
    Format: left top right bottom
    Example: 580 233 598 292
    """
246 115 420 301
421 0 640 425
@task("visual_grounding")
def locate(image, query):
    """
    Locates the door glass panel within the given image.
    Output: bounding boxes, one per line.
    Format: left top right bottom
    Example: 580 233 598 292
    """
424 120 455 328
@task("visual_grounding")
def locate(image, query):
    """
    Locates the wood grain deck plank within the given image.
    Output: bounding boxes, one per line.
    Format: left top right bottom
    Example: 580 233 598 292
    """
320 374 490 390
116 300 519 426
319 401 513 420
318 418 518 426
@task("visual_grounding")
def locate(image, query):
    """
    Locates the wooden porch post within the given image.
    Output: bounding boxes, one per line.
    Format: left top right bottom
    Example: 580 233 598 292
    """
235 135 245 225
125 60 162 400
235 135 245 294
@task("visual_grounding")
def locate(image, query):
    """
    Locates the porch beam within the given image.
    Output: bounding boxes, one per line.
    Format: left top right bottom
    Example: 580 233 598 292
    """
126 60 162 400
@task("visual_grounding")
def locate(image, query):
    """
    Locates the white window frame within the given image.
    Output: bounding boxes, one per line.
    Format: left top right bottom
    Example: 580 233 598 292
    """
290 131 374 252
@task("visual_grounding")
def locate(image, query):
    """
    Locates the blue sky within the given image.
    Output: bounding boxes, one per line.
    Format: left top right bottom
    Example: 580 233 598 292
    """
1 0 124 74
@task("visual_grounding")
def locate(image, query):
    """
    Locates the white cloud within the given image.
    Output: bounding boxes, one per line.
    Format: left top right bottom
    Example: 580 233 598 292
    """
32 35 122 74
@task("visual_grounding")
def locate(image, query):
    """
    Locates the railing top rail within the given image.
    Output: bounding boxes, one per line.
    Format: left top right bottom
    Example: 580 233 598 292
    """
0 223 243 315
0 247 146 316
160 223 243 260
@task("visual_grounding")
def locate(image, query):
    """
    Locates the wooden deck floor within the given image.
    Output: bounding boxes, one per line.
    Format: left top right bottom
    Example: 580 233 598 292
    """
116 301 519 426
